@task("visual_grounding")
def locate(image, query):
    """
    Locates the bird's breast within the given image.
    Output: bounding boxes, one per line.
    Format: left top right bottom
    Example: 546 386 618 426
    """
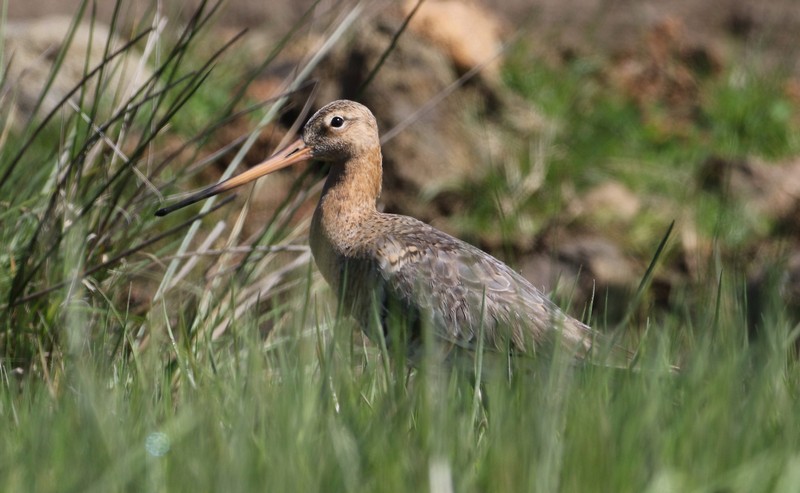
309 205 341 290
309 203 378 299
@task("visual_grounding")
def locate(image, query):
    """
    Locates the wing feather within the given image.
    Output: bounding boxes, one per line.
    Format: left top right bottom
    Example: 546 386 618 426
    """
369 215 598 358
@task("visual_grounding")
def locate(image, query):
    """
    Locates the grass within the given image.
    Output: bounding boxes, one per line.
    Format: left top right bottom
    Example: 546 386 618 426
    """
2 2 800 492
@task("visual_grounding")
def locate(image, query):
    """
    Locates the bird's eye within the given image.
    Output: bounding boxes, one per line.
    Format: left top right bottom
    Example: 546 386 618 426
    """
330 116 345 128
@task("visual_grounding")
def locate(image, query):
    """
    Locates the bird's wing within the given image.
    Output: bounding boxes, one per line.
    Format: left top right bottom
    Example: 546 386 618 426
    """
370 216 599 358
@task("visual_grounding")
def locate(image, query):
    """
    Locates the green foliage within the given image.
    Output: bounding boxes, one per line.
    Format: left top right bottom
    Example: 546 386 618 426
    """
497 41 800 268
703 71 798 158
2 278 799 492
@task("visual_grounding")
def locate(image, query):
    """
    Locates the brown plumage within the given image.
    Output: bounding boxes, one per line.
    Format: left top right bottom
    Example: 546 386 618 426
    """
157 100 626 366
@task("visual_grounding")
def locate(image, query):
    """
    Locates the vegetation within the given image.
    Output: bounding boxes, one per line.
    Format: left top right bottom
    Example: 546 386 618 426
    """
1 1 798 492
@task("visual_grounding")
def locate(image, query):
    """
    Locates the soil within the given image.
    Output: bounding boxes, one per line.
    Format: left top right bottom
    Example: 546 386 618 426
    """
9 0 800 74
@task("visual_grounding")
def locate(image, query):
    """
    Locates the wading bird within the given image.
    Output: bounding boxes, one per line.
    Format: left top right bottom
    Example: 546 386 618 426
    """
157 100 629 368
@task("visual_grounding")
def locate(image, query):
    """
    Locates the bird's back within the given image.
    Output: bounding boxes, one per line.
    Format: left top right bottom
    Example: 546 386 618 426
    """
323 211 614 364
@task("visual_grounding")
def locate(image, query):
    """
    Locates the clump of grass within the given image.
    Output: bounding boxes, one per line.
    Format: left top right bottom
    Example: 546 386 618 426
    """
703 69 799 159
1 0 241 360
0 0 355 364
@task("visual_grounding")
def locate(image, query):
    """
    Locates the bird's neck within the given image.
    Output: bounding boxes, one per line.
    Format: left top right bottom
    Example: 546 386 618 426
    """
311 150 383 259
318 150 383 219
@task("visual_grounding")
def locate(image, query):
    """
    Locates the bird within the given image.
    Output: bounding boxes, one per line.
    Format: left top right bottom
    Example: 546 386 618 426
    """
156 100 631 369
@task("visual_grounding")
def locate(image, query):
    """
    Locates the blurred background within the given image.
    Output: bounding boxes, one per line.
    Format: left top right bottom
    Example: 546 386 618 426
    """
4 0 799 335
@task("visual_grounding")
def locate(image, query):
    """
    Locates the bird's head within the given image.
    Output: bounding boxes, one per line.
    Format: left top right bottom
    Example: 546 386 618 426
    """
302 100 380 163
154 100 380 217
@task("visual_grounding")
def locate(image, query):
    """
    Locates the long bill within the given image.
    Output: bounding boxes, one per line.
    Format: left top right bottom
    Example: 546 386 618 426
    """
155 137 312 217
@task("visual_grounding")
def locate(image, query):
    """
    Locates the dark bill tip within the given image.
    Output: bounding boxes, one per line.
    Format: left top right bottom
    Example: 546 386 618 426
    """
153 137 310 218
